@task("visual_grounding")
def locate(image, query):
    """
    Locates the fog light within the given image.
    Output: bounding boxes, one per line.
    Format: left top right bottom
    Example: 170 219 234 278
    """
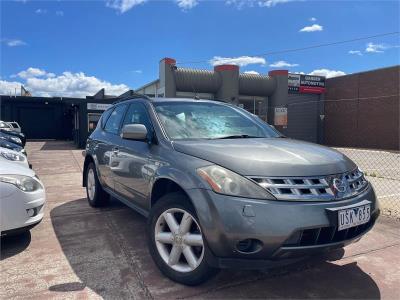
27 208 35 217
236 238 263 254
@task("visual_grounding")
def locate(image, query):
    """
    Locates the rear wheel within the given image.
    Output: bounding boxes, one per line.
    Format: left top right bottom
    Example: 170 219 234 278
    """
148 193 218 285
85 162 109 207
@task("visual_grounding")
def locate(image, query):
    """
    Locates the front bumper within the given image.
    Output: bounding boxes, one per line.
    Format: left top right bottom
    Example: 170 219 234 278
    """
0 182 46 235
186 184 379 268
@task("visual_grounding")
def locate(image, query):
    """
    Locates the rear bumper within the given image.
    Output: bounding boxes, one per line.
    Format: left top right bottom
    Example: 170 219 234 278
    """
187 184 379 267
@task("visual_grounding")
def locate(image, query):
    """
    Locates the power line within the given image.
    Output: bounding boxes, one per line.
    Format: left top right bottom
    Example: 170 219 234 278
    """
176 31 400 65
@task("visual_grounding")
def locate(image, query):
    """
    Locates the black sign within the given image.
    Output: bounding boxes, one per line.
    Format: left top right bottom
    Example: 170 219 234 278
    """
288 73 326 94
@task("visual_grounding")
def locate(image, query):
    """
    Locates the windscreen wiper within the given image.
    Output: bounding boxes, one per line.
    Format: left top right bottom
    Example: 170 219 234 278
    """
214 135 263 139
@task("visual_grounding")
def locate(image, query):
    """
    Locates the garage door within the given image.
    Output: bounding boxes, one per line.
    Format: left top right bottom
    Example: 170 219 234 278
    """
18 106 58 139
286 93 321 143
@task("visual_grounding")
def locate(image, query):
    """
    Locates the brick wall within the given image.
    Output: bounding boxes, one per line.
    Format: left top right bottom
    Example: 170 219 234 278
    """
324 66 399 150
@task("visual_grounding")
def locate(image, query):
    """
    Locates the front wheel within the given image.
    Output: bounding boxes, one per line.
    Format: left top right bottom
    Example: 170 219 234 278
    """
147 193 218 285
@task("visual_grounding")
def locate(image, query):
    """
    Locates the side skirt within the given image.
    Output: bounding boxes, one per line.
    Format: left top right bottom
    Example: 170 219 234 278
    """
103 187 149 218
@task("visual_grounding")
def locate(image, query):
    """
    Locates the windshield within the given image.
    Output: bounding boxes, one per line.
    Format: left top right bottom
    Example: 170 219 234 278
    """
153 101 281 140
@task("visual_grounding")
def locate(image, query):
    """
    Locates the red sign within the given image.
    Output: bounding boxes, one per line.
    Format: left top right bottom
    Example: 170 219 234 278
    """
299 86 326 94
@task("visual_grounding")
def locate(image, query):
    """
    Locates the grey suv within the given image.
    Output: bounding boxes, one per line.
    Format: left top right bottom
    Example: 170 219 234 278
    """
83 97 379 285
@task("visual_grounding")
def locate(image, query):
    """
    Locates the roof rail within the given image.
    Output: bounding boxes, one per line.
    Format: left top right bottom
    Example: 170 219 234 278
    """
112 90 151 104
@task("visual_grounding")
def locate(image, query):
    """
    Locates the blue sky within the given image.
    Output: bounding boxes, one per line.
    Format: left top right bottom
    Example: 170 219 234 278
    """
1 0 399 97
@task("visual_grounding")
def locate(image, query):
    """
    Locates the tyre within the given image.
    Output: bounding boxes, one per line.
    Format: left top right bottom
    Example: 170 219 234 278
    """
85 162 109 207
147 193 219 285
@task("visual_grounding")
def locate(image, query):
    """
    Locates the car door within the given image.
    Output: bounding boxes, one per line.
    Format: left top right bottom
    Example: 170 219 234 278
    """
97 103 128 190
112 102 155 210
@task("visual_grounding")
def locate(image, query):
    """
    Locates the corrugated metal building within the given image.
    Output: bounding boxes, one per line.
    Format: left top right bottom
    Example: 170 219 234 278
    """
136 58 326 143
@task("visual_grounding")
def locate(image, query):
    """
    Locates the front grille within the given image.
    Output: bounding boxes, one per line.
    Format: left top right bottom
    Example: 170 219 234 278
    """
283 217 376 247
249 169 368 201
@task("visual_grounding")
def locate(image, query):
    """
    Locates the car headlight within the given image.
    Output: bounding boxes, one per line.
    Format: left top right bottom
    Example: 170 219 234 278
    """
197 165 275 199
0 151 26 162
11 137 22 144
0 175 43 192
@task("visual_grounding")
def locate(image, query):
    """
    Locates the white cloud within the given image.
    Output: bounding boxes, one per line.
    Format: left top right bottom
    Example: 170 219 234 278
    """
243 70 260 75
16 67 47 79
0 80 23 95
210 56 266 67
365 42 387 53
56 10 64 16
132 70 143 74
176 0 198 10
348 50 362 56
2 39 27 47
309 17 317 22
106 0 147 13
226 0 296 9
269 60 299 68
258 0 294 8
35 8 47 14
1 67 129 98
308 69 346 78
299 24 323 32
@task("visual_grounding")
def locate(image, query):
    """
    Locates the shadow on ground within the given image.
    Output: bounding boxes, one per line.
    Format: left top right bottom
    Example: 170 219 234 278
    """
50 199 381 299
1 231 31 260
38 140 77 151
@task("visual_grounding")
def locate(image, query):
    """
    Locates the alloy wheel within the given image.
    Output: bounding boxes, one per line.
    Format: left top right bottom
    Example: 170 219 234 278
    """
155 208 204 273
87 168 96 201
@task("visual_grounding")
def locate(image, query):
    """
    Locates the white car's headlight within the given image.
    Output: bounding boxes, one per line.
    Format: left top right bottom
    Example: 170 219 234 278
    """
197 165 275 200
0 151 26 162
0 175 43 192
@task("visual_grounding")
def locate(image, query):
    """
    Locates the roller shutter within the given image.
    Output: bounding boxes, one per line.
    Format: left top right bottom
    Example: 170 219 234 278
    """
286 93 321 143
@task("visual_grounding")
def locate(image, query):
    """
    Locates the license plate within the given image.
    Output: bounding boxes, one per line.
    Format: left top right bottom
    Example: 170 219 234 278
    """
338 204 370 231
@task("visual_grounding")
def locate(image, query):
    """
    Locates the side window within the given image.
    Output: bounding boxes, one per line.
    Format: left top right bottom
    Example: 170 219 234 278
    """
101 108 114 128
122 103 153 133
104 104 128 134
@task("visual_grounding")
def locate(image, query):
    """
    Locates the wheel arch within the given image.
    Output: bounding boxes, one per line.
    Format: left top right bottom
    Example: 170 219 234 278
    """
150 177 194 209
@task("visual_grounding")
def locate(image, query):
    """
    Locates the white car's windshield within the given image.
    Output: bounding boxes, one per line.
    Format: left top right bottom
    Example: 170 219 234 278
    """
153 102 280 140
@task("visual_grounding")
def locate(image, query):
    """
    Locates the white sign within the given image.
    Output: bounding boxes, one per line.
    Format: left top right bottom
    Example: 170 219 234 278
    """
288 73 300 88
274 107 288 126
87 103 112 111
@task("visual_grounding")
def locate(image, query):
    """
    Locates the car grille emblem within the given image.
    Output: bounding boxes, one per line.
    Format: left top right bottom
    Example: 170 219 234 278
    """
332 176 348 197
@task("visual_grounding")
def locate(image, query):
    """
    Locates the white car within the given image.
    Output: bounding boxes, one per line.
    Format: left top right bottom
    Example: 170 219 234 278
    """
0 147 29 168
7 122 22 133
0 161 45 236
0 120 21 133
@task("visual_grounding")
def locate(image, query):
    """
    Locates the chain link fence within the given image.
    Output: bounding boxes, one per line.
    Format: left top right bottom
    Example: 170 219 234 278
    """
335 148 400 218
288 93 400 219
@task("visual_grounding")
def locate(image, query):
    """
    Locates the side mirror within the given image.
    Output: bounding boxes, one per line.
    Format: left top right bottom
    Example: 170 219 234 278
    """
121 124 148 141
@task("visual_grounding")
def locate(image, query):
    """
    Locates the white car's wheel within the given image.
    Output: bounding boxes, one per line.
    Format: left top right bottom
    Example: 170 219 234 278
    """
148 193 218 285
